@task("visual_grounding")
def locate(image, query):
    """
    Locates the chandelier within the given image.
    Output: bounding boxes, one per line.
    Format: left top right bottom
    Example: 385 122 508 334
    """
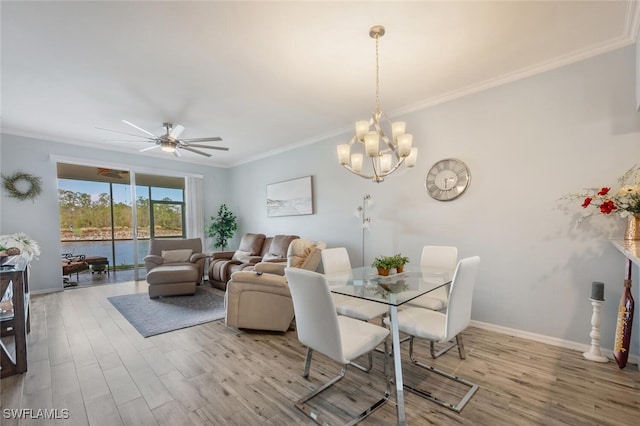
337 25 418 183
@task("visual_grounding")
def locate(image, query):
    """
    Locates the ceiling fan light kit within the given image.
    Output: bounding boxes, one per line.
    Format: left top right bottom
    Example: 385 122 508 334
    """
337 25 418 183
98 120 228 158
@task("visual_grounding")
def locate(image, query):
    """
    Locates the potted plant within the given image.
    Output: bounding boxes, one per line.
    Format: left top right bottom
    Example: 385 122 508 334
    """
205 204 238 251
392 253 410 273
371 255 395 276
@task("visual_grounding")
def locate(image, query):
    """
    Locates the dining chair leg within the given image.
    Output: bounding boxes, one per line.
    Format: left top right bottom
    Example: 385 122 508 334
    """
429 338 459 359
407 336 478 412
303 347 313 378
296 361 389 425
351 316 386 371
350 351 373 372
456 335 467 359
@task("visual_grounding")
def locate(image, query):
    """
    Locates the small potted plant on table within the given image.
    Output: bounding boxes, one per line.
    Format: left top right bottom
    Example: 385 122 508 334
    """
371 255 396 276
392 253 410 273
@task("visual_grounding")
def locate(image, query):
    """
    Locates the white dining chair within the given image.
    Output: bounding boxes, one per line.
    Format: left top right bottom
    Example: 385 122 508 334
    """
321 247 390 371
407 245 457 311
285 267 390 425
386 256 480 412
406 245 459 358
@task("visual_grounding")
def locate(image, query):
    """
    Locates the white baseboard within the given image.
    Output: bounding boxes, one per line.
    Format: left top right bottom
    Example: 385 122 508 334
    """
30 287 63 295
470 320 639 367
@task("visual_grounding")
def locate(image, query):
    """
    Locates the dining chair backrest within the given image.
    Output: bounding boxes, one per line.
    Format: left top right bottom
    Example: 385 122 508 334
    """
321 247 352 275
285 267 345 364
444 256 480 341
421 245 458 270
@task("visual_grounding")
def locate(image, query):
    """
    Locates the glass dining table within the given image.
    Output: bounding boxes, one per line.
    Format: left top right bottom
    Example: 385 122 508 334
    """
326 266 453 426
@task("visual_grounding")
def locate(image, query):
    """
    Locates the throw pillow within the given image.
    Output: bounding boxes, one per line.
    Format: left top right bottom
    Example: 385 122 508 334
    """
287 239 320 269
300 245 323 271
232 250 253 262
161 249 193 263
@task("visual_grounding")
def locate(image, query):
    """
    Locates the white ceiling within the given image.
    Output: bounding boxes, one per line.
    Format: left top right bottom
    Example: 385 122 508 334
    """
2 1 639 167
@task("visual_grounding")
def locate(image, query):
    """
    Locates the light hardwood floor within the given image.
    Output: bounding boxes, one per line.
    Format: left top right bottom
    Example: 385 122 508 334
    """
1 280 639 425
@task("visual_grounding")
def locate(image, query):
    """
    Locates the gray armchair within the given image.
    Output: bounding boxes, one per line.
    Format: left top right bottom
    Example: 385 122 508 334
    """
144 238 207 298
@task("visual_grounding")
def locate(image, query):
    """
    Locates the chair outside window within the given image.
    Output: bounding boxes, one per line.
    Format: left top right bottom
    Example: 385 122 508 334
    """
386 256 480 412
285 267 390 425
321 247 389 371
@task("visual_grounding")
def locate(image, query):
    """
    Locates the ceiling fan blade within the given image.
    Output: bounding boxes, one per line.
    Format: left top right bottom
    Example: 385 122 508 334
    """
105 139 154 143
96 127 154 140
140 145 161 152
122 120 158 138
174 149 181 157
181 146 212 157
180 136 223 143
183 143 229 151
168 124 185 140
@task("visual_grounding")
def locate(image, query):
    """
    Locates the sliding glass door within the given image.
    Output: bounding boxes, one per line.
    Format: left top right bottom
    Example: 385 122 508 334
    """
57 164 186 284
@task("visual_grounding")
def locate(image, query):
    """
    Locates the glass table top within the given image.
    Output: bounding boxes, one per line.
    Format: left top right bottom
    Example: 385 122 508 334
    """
326 266 453 306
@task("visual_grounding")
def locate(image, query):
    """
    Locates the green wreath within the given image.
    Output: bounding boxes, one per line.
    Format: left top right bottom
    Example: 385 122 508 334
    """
2 171 42 201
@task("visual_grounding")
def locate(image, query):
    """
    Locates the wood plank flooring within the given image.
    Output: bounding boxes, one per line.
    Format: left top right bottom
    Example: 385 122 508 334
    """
1 280 639 425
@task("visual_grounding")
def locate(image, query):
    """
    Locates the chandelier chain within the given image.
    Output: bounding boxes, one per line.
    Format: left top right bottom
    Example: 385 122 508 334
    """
375 33 380 111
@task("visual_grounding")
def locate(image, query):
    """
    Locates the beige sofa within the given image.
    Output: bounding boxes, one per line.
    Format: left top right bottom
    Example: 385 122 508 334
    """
224 238 326 332
144 238 207 298
208 233 298 290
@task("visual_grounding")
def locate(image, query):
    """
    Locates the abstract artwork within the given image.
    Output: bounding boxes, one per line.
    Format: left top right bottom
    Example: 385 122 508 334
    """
266 176 313 217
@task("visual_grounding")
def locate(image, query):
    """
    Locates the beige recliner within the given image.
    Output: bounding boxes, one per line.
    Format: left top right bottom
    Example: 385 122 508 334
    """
225 238 326 332
144 238 208 298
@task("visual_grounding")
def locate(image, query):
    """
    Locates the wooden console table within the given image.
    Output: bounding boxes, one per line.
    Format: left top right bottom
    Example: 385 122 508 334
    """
0 256 30 378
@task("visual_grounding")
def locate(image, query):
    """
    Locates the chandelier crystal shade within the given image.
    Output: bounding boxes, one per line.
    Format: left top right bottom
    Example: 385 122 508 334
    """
337 25 418 183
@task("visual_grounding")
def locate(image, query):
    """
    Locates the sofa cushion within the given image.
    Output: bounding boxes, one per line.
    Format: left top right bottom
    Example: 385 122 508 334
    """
161 249 193 263
238 233 266 255
147 264 199 285
262 234 299 261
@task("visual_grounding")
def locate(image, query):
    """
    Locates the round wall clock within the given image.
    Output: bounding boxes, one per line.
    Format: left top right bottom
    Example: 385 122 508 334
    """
425 158 471 201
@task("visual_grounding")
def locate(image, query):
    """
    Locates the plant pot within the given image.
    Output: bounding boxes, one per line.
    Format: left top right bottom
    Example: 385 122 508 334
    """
376 267 390 276
624 214 640 240
396 266 404 273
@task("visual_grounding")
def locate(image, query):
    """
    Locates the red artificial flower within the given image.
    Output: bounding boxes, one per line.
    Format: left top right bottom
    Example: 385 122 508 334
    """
597 187 610 196
582 197 592 208
599 200 617 214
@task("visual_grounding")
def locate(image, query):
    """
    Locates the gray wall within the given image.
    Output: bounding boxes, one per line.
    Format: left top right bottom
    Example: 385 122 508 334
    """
2 45 639 357
0 134 228 293
228 45 640 355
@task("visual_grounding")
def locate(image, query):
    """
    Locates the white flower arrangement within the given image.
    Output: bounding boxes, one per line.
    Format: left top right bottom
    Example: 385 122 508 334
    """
0 233 41 261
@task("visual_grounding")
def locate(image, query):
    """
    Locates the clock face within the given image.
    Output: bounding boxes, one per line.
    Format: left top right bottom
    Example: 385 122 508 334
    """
425 158 470 201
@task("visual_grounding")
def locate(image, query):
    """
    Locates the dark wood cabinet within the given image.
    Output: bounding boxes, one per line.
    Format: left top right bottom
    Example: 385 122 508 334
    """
1 256 30 378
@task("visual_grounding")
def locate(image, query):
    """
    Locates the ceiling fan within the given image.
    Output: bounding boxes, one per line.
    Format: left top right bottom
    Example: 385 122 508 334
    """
97 120 228 157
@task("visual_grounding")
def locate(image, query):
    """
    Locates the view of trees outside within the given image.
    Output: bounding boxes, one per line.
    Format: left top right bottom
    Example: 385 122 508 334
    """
58 180 184 241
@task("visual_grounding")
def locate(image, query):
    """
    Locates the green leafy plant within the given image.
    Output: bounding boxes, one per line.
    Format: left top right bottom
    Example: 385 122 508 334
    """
205 204 237 250
371 256 395 276
371 255 395 271
391 253 410 268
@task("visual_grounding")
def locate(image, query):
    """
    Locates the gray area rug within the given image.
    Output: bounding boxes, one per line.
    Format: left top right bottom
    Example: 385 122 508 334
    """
108 286 225 337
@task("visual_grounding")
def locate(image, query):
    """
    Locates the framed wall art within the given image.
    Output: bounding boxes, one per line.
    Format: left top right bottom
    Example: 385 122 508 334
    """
266 176 313 217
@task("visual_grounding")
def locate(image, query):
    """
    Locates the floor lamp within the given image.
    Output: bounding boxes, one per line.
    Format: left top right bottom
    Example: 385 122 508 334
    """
355 194 372 267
